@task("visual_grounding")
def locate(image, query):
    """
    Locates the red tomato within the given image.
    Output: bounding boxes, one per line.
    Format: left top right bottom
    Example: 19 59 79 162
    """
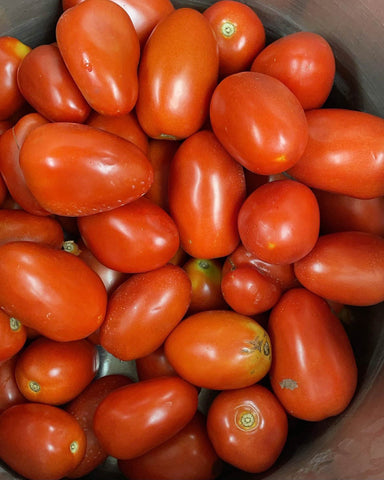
168 129 246 258
19 122 154 216
56 0 140 115
0 36 31 120
78 197 180 273
136 8 219 139
100 264 191 360
288 108 384 199
0 403 86 480
65 374 133 478
135 345 177 381
210 71 308 175
268 288 358 421
164 310 271 390
207 384 288 473
0 356 26 413
251 31 335 110
118 412 223 480
294 231 384 306
93 376 198 459
0 312 27 362
238 179 320 264
0 241 107 341
203 0 265 77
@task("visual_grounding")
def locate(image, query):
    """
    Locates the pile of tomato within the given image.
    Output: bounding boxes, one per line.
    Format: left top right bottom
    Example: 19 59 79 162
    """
1 0 384 479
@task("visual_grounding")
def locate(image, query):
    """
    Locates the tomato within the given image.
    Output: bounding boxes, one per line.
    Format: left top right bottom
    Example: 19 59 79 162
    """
203 0 265 77
238 179 320 264
136 8 219 139
0 403 86 480
0 356 26 413
0 312 27 362
210 71 308 175
99 264 191 360
0 120 11 134
65 374 133 478
118 412 223 480
288 108 384 199
19 122 154 216
0 241 107 341
164 310 271 390
294 231 384 306
93 376 198 459
78 197 179 273
168 129 246 259
251 31 335 110
268 288 358 421
0 113 50 216
135 345 177 381
207 384 288 473
56 0 140 115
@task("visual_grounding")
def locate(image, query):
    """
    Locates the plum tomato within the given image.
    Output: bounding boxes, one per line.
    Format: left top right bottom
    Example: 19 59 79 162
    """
0 356 26 413
0 312 27 362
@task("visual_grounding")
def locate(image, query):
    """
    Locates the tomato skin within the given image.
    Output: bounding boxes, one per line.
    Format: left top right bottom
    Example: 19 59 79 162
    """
0 356 26 413
294 231 384 306
19 122 154 216
136 8 219 139
78 197 180 273
268 288 358 421
118 412 223 480
168 130 246 259
135 345 177 381
207 384 288 473
210 71 308 175
0 403 86 480
251 32 335 110
99 264 191 360
0 312 27 362
93 376 198 459
56 0 140 115
0 241 107 341
164 310 272 390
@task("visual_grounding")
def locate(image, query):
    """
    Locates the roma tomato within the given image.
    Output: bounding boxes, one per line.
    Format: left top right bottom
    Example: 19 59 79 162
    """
238 179 320 264
118 412 223 480
164 310 271 390
168 129 246 259
135 345 177 381
294 231 384 306
0 241 107 341
93 376 198 459
207 384 288 473
288 108 384 199
0 356 26 413
203 0 265 77
0 312 27 362
15 338 98 405
136 8 219 139
0 403 86 480
251 31 335 110
210 71 308 175
19 122 154 216
268 288 358 421
56 0 140 115
99 264 191 360
17 44 90 123
78 197 179 273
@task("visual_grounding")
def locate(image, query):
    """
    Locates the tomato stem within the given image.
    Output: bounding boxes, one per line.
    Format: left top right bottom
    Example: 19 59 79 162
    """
221 21 236 38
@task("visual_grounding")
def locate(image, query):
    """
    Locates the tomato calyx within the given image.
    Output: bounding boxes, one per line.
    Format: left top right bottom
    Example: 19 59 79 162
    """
62 240 82 256
235 406 259 432
69 440 79 454
9 317 22 331
28 380 41 393
241 333 271 358
221 21 237 38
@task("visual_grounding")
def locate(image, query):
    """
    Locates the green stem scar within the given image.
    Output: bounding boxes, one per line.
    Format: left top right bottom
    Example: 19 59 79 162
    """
221 21 236 38
29 381 41 393
70 441 79 454
9 317 21 331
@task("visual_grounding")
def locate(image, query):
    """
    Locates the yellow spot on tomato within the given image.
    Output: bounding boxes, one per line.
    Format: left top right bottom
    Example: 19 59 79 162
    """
275 154 287 163
13 40 31 60
267 242 276 249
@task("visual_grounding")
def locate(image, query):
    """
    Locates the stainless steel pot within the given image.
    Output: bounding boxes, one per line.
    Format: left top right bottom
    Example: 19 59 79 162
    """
1 1 384 479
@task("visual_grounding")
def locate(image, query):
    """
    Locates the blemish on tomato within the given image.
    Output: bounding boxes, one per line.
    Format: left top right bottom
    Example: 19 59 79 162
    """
279 378 298 390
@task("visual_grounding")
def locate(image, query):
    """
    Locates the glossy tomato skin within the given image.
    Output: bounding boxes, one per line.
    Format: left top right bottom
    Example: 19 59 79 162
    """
19 122 154 216
294 231 384 306
0 312 27 362
0 403 86 480
168 129 246 258
17 44 90 123
203 0 265 77
0 356 26 413
118 412 223 480
78 197 179 273
93 376 198 459
164 310 272 390
99 264 191 360
207 384 288 473
135 345 177 381
0 241 107 341
288 108 384 199
210 71 308 175
136 8 219 139
56 0 140 115
251 31 335 110
268 288 358 421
